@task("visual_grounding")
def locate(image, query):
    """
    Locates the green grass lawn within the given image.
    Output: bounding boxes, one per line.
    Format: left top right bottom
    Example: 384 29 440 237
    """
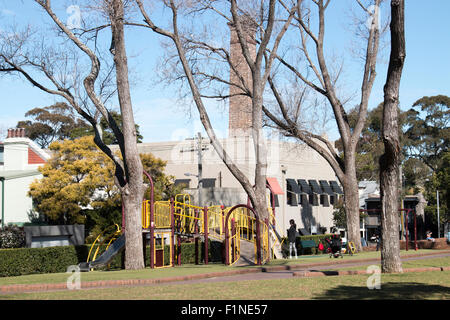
0 263 236 286
0 249 444 287
2 270 449 300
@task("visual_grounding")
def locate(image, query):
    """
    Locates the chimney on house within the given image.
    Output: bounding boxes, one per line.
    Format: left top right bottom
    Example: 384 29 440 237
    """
228 18 257 138
7 128 26 138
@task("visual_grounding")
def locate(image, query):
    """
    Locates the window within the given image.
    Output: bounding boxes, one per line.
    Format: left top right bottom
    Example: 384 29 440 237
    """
201 178 216 188
286 179 300 206
320 194 330 207
309 194 319 206
0 145 3 165
270 194 279 208
174 179 191 188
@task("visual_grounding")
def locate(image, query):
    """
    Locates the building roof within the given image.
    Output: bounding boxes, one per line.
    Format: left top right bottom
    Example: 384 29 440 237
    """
359 180 380 208
0 169 41 180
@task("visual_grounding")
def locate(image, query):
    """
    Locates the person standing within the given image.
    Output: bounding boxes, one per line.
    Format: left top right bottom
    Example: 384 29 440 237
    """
287 219 298 259
375 227 382 251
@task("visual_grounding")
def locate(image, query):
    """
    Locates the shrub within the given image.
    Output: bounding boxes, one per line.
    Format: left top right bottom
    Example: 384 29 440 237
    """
0 226 26 249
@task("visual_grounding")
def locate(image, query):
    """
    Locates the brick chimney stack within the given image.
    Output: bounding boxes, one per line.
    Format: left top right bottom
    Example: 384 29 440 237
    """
7 128 26 138
228 18 257 138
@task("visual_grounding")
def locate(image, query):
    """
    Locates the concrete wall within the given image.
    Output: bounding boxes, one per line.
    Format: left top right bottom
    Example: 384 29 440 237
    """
3 139 29 171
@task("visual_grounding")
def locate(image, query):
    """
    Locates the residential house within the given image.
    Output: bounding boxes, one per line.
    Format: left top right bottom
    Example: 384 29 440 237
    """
0 128 50 227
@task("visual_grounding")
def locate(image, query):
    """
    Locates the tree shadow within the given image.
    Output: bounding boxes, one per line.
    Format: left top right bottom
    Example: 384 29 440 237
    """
300 202 316 235
313 282 450 300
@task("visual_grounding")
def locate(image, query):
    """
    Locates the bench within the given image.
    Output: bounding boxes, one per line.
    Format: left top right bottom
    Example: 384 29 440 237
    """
300 240 317 255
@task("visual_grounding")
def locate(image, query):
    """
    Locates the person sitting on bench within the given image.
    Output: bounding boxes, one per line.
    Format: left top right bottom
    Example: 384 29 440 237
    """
426 230 435 242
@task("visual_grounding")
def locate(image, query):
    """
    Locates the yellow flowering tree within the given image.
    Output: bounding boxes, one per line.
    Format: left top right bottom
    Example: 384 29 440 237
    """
29 136 182 238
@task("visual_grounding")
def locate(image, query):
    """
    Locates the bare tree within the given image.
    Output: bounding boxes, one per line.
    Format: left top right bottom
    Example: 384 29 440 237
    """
379 0 405 273
262 0 383 251
0 0 145 269
132 0 297 230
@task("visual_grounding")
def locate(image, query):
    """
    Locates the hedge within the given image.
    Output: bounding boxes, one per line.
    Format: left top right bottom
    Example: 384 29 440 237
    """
0 240 224 278
0 246 88 277
281 234 335 256
152 239 223 267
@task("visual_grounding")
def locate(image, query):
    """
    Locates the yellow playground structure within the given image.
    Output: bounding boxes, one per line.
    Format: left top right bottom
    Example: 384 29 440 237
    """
141 193 278 268
80 171 284 271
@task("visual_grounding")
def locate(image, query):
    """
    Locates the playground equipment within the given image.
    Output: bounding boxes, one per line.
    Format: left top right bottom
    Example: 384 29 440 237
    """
360 208 418 251
346 241 356 255
81 171 283 270
79 224 124 272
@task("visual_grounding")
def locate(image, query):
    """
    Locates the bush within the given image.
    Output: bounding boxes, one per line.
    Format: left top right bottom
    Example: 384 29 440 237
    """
0 226 26 249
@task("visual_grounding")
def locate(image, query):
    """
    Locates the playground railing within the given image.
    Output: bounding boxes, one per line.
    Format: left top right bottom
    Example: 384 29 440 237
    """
154 201 172 229
207 205 224 240
173 201 203 234
228 218 241 266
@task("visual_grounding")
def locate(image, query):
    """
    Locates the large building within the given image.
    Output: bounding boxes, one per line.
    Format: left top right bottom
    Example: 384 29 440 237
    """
135 135 341 238
130 20 342 238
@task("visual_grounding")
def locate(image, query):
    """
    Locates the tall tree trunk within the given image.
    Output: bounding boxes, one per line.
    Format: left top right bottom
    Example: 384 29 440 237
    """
379 0 405 273
342 154 362 251
252 83 269 221
110 0 145 270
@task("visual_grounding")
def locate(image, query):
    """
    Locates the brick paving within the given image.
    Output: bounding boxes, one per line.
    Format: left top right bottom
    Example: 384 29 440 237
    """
1 250 449 294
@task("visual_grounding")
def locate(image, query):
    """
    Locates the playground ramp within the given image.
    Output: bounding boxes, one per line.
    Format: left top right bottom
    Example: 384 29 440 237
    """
269 226 284 259
234 239 256 266
79 234 126 272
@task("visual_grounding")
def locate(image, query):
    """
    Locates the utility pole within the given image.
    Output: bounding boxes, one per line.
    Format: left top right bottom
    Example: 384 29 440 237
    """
197 132 203 207
400 165 404 240
437 190 440 238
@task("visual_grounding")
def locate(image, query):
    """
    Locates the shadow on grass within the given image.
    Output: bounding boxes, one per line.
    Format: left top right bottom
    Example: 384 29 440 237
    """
314 282 450 300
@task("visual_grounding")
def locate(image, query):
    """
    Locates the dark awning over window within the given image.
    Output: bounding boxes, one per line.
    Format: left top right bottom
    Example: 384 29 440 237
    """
309 180 323 194
330 180 344 194
319 180 334 195
286 179 301 194
297 179 311 194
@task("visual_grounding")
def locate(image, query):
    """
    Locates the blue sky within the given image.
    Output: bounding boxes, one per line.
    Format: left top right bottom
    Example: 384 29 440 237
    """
0 1 449 143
